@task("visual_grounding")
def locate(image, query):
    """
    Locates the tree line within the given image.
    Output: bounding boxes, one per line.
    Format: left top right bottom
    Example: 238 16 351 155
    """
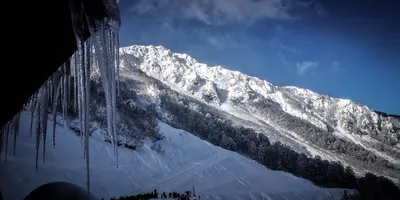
159 94 400 200
109 188 199 200
248 97 400 166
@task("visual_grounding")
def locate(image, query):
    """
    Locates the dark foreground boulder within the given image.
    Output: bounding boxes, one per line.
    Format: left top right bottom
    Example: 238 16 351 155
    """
24 182 99 200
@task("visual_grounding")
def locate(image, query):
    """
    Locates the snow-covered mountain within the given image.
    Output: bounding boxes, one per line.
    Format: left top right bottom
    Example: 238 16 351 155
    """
0 112 351 200
118 45 400 182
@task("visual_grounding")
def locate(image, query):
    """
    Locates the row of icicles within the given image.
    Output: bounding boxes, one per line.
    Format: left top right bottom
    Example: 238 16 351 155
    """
0 0 121 195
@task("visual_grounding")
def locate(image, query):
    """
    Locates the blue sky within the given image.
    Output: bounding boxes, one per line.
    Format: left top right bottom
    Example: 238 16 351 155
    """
118 0 400 114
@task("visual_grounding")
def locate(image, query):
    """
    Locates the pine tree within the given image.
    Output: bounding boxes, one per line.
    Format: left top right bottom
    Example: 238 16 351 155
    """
153 189 158 198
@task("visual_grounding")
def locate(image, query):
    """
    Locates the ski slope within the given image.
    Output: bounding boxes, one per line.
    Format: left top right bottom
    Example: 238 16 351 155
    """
0 112 349 200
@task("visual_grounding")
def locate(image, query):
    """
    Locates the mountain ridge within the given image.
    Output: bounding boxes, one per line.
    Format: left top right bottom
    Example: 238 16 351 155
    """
118 44 400 182
119 44 399 141
121 45 399 116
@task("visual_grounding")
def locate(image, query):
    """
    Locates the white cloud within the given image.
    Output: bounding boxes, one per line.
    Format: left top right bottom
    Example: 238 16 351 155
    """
330 61 343 72
207 36 221 46
296 61 319 76
279 44 297 53
129 0 316 25
161 22 174 32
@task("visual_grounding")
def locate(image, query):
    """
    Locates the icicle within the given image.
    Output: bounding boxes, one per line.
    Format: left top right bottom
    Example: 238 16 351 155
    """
0 127 3 160
93 29 115 148
77 42 85 155
83 39 91 194
13 113 20 156
74 36 92 192
77 46 84 148
68 0 83 117
12 124 16 156
62 62 69 125
51 71 63 149
82 0 120 148
113 31 120 166
0 127 3 156
68 0 121 193
115 32 120 96
68 58 73 107
4 123 11 164
35 96 41 170
34 86 48 169
52 84 60 149
89 6 121 166
41 84 50 164
29 94 38 137
74 53 79 113
65 58 71 120
60 72 64 114
49 79 53 107
0 127 4 159
111 37 119 166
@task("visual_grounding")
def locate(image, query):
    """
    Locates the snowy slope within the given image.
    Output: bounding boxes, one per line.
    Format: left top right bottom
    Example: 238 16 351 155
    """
0 112 349 200
118 45 400 180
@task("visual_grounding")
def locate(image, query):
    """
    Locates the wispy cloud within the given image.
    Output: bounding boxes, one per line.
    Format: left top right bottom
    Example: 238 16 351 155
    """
297 61 319 76
269 36 297 53
269 36 299 67
279 44 297 53
207 36 222 46
129 0 317 25
161 22 175 32
330 61 344 72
